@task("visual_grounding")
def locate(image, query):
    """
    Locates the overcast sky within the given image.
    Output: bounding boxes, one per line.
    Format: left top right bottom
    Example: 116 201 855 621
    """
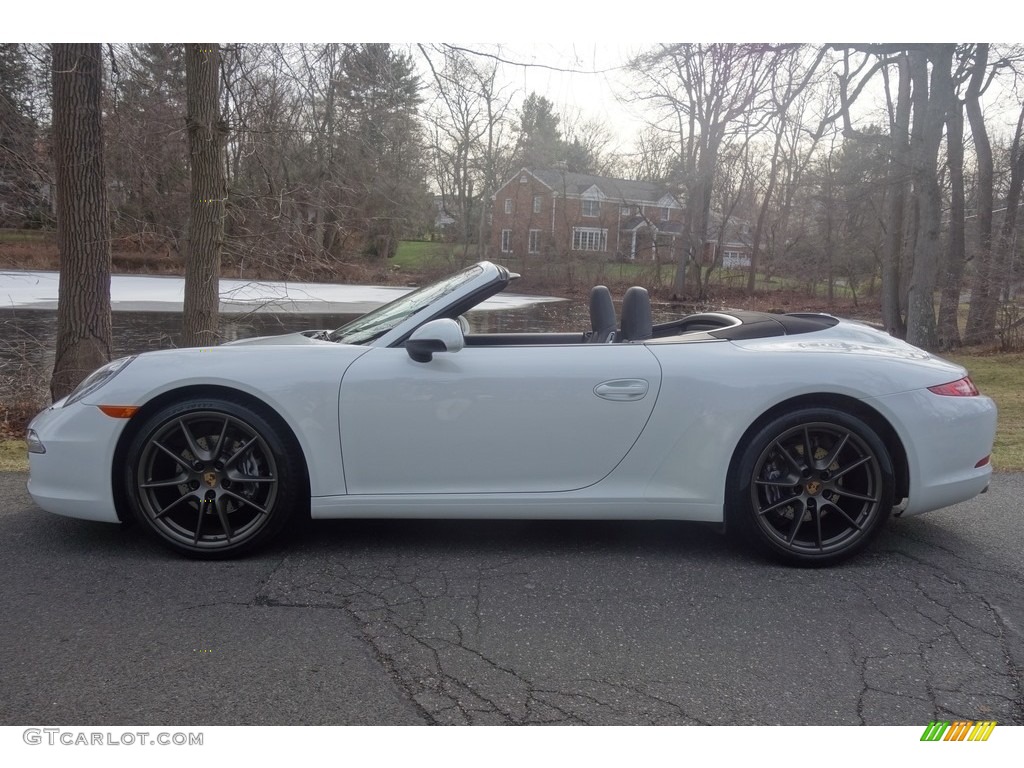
20 2 1006 48
12 1 1021 150
418 43 648 145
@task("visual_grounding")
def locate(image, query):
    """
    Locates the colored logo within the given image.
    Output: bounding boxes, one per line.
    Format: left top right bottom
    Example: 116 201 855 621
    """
920 721 996 742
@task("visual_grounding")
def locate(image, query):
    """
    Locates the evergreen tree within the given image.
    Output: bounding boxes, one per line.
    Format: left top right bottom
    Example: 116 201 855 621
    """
514 92 563 168
0 44 43 227
337 44 429 259
105 43 189 240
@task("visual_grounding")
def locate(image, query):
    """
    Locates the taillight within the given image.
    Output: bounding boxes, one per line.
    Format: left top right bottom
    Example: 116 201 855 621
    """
928 377 980 397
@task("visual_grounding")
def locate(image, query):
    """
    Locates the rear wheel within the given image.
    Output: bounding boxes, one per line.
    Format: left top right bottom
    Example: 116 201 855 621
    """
125 398 302 559
728 408 894 566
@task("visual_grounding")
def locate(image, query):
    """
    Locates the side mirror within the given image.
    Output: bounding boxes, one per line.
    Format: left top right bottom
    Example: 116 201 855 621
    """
406 318 465 363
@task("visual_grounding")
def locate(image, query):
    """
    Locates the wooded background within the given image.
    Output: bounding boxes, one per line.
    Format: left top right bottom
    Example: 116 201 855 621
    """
2 43 1023 388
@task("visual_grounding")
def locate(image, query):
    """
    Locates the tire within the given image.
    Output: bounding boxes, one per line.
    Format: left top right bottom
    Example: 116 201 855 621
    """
124 397 303 559
727 407 894 566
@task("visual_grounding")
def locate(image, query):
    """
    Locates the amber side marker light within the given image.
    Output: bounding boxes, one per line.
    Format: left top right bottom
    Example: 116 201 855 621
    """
97 405 139 419
928 377 980 397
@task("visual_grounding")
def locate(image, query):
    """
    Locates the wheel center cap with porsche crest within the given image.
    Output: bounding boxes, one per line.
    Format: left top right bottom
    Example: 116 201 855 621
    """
805 480 822 496
203 470 219 489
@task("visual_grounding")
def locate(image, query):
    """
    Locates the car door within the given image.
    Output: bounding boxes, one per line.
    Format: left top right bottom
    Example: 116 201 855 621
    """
338 343 662 494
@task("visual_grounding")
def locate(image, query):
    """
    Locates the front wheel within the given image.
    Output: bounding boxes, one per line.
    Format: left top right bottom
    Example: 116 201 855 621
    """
125 398 303 559
728 408 894 566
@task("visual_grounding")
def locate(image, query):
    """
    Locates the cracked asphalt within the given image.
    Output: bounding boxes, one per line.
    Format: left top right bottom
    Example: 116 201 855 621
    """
0 470 1021 726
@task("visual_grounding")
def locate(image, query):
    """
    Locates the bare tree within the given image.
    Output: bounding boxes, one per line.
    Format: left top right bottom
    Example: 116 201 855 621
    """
104 44 189 250
49 43 112 400
420 45 511 258
624 126 675 182
963 44 1007 344
992 101 1024 319
880 52 912 338
628 44 799 298
829 45 953 349
937 51 969 350
0 44 46 228
561 109 621 176
903 46 954 350
746 47 826 293
181 43 227 347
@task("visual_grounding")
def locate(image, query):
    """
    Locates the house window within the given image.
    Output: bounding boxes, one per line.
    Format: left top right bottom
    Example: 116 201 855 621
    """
572 227 607 252
528 229 541 254
501 230 512 252
504 198 512 214
723 250 751 268
661 206 671 221
582 199 600 217
533 195 542 214
620 205 635 217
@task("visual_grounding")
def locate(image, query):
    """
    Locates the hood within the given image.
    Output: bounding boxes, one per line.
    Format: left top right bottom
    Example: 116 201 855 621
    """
221 330 334 346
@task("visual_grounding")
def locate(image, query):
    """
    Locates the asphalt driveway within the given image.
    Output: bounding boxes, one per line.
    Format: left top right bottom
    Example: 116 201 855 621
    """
0 470 1021 725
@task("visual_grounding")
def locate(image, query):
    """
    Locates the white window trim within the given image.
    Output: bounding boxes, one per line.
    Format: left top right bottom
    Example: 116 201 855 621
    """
501 229 512 253
504 198 512 214
533 196 542 214
582 199 600 218
528 229 541 254
572 227 607 252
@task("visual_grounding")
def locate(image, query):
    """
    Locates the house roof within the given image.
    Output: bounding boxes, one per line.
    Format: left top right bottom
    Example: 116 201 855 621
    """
621 215 651 231
620 215 685 236
525 168 682 206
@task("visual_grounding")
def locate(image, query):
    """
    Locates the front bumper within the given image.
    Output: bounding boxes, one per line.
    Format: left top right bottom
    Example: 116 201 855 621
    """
26 401 126 523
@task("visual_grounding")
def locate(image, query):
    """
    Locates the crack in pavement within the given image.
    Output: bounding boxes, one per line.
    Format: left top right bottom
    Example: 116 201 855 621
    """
224 506 1024 726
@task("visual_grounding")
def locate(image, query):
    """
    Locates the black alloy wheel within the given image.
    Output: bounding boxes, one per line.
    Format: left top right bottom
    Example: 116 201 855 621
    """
126 398 302 558
729 408 894 566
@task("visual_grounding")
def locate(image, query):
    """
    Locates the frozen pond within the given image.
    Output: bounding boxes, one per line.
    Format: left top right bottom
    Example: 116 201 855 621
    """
0 271 578 383
0 270 563 314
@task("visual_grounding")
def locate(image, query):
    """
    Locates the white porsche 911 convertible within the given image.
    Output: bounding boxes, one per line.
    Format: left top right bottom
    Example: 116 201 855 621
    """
26 261 997 565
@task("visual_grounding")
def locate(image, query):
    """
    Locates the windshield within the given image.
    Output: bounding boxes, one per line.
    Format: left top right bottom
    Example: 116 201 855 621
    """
329 264 486 344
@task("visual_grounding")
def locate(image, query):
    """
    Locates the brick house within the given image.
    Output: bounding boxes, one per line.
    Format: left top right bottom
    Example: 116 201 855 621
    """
706 212 754 269
489 167 686 262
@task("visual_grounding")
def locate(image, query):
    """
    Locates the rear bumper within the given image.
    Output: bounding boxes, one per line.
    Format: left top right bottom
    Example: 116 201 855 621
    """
867 389 997 517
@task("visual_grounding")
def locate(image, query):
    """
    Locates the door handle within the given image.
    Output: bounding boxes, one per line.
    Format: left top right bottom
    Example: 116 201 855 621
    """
594 379 649 401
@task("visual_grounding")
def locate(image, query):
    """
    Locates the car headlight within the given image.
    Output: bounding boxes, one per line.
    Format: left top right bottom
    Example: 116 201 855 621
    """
63 356 136 407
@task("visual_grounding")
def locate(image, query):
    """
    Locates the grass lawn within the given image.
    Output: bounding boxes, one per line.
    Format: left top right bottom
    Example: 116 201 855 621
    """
392 240 466 270
0 439 26 472
0 228 49 244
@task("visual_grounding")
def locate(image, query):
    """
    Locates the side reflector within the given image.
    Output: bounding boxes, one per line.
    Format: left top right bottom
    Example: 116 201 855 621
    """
928 377 979 397
975 455 991 468
98 405 139 419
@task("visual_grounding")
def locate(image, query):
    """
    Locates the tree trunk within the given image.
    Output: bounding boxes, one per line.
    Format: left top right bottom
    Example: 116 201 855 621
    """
182 43 226 348
904 46 951 352
747 129 783 295
50 43 112 401
881 54 910 338
937 91 965 349
993 104 1024 310
963 45 996 345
